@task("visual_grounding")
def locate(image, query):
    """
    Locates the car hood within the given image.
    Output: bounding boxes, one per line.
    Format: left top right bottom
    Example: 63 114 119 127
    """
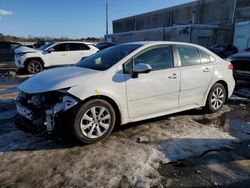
230 51 250 60
18 66 99 94
15 46 38 53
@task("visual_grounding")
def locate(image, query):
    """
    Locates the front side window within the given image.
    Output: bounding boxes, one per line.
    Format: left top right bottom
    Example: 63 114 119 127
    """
124 45 173 73
177 45 200 66
134 46 173 71
53 44 67 52
75 44 141 71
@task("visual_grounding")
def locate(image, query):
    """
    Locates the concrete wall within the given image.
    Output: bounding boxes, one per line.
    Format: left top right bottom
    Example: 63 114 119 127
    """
108 0 249 47
234 21 250 51
107 25 231 47
113 0 238 34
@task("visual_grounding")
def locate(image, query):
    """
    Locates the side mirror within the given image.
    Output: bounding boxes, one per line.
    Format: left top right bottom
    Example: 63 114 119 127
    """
47 48 54 53
132 63 152 78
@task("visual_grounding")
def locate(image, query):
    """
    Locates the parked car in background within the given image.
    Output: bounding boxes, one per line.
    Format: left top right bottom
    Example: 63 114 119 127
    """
16 41 235 144
0 41 22 68
227 48 250 80
95 42 115 51
209 44 238 58
15 41 99 74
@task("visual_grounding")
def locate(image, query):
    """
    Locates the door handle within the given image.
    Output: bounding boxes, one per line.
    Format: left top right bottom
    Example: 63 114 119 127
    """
61 54 66 56
203 67 210 72
168 73 178 79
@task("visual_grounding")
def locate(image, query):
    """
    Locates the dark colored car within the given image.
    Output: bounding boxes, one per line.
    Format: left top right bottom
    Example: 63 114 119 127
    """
227 48 250 81
95 42 115 51
209 44 238 58
0 41 22 68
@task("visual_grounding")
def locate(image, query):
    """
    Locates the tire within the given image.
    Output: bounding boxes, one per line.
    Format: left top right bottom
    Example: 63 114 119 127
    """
26 60 43 74
70 99 116 144
205 83 226 113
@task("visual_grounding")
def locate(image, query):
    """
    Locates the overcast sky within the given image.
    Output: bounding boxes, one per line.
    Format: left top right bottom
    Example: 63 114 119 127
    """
0 0 193 38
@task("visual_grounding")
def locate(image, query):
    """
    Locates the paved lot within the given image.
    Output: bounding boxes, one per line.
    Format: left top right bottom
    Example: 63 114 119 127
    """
0 73 249 188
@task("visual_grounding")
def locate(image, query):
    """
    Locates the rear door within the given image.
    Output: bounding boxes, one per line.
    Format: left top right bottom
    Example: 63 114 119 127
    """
176 45 214 107
67 43 92 64
125 45 180 119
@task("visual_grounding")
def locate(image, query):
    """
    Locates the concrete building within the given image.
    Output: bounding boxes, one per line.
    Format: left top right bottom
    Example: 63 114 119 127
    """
106 0 250 48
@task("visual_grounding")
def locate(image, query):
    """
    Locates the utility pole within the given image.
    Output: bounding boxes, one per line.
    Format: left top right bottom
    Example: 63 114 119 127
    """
106 1 109 35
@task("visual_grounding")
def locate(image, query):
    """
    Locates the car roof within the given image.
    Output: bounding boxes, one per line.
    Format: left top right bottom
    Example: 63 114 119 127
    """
124 41 206 49
54 41 88 44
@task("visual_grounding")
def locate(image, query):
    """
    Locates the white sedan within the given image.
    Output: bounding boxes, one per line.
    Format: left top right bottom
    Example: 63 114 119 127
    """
16 41 235 144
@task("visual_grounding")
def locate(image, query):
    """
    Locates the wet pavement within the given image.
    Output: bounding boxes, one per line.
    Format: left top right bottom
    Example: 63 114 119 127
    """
0 73 249 188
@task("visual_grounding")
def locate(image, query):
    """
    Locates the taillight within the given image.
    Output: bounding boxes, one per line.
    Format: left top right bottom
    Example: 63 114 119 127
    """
228 64 234 70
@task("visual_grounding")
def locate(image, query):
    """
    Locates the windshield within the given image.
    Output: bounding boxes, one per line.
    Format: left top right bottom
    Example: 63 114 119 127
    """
39 42 55 51
75 44 141 71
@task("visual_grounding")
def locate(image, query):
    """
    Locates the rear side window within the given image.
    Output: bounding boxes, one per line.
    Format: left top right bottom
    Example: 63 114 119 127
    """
133 46 173 71
199 49 211 64
68 43 82 51
177 46 200 66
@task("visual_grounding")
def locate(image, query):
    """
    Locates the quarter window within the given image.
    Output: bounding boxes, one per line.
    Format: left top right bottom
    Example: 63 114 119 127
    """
80 44 90 50
133 46 173 71
177 46 201 66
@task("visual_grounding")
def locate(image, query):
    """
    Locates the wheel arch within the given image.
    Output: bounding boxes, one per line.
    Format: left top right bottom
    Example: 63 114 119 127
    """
204 80 229 106
76 95 122 126
24 57 45 67
214 80 229 101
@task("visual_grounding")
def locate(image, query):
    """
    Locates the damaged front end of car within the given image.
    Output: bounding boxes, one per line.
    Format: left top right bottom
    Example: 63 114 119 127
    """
16 88 79 133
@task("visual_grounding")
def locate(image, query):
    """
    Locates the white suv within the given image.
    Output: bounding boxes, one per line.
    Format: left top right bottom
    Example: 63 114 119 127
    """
15 41 99 74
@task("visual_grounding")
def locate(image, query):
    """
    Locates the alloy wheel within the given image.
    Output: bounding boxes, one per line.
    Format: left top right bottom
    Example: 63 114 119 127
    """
80 106 111 139
211 87 225 110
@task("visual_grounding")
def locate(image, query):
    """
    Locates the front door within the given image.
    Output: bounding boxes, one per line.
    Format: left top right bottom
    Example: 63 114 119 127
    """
44 43 69 66
125 45 180 119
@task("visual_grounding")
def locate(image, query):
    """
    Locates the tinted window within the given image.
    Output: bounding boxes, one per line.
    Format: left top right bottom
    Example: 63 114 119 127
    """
76 44 141 71
81 44 90 50
0 43 10 53
177 46 200 66
199 49 211 64
68 43 82 51
53 44 67 52
133 46 173 71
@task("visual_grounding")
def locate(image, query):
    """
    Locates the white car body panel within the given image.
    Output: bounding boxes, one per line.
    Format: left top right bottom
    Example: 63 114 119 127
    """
17 41 235 126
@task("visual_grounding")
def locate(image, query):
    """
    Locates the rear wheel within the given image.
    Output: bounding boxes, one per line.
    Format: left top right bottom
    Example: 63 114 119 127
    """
26 60 43 74
205 83 226 113
71 99 116 144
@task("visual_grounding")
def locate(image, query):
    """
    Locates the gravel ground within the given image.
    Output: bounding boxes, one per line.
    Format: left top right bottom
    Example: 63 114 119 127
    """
0 74 249 188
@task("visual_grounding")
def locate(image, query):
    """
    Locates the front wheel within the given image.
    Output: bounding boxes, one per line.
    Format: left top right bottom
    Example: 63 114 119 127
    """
205 83 226 113
71 99 116 144
26 60 43 74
